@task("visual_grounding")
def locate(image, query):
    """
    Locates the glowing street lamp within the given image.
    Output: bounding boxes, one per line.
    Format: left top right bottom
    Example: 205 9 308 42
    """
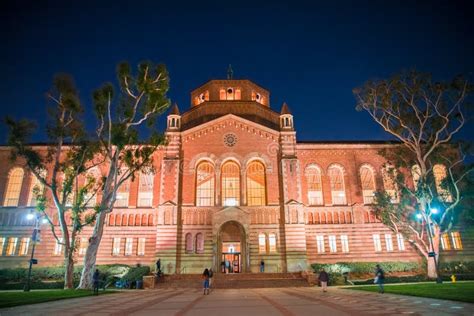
430 208 439 214
24 212 46 292
415 213 423 220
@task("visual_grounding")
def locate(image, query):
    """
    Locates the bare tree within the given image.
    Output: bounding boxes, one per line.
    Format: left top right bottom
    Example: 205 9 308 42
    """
354 70 473 279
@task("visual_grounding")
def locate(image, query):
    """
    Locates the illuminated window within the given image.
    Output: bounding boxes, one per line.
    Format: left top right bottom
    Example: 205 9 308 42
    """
382 165 399 203
6 237 18 256
258 233 266 253
328 235 337 253
451 232 463 250
306 165 323 205
441 233 451 250
385 234 394 251
125 237 133 256
411 165 421 189
114 170 130 207
433 164 452 202
269 233 277 253
0 237 5 255
112 237 121 255
397 233 405 251
138 171 154 207
137 238 146 256
196 162 215 206
234 89 241 100
226 88 234 100
316 235 325 253
54 238 64 256
340 235 349 253
195 233 204 253
28 170 46 206
222 161 240 206
185 233 193 253
328 165 346 205
252 91 264 104
360 165 376 204
219 89 226 100
19 237 30 256
373 234 382 252
3 167 24 206
79 237 88 255
246 161 266 206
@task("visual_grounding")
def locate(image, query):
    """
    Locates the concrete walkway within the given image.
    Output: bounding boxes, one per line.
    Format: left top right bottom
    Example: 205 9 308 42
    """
0 287 473 316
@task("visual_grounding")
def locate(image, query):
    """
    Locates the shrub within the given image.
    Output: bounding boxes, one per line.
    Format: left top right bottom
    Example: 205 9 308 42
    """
439 261 474 274
121 266 150 283
311 261 422 275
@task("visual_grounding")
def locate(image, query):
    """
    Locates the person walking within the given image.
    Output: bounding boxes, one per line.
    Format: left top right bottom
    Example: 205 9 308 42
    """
92 269 100 295
260 259 265 273
209 268 214 289
156 258 162 277
318 268 329 292
202 268 210 295
375 264 385 294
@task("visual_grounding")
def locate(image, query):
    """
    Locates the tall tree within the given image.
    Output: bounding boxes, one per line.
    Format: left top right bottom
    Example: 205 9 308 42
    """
6 75 102 289
354 71 473 279
77 61 169 289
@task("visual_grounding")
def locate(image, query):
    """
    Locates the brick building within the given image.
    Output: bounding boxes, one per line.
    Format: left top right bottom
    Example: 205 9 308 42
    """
0 78 469 273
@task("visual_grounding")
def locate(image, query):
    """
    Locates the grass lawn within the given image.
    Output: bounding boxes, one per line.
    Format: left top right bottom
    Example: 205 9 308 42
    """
346 282 474 303
0 289 116 309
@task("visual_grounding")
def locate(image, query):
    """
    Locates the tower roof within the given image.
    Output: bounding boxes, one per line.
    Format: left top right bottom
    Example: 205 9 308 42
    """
169 103 180 115
280 102 292 115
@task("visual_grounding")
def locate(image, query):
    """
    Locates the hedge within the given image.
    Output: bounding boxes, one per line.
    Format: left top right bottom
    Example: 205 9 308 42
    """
311 261 422 275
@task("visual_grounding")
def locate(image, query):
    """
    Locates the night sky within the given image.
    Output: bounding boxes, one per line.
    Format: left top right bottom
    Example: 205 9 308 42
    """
1 0 473 143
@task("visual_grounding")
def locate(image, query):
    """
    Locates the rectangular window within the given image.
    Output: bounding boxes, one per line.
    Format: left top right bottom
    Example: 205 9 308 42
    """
6 237 18 256
308 191 323 206
53 238 64 255
441 233 451 250
340 235 349 253
328 235 337 253
316 235 325 253
451 232 463 250
373 234 382 252
137 238 146 256
258 234 266 254
385 234 394 251
19 237 30 256
0 237 5 255
362 190 374 205
396 233 405 251
268 234 277 253
138 172 154 207
112 237 121 256
79 237 88 255
125 238 133 256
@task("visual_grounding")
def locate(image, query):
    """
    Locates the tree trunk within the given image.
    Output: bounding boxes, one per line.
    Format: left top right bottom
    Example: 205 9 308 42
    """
427 257 437 279
64 252 75 289
427 225 441 279
77 211 107 289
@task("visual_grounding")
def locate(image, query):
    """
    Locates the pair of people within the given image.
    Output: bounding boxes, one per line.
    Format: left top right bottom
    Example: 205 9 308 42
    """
202 268 213 295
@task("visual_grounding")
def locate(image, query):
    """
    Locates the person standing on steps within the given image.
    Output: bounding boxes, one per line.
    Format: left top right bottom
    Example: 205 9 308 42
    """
260 259 265 273
209 268 214 289
374 264 385 294
202 268 210 295
156 258 162 277
318 268 329 292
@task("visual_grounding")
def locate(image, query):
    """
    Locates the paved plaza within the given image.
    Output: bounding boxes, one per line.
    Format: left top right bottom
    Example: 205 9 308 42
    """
0 287 473 316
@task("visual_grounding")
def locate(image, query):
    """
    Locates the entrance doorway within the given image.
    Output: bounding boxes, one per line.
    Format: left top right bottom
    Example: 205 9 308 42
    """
221 242 241 273
218 221 246 273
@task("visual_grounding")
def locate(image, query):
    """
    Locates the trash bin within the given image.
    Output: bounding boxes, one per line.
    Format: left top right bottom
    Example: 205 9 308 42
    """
136 280 143 289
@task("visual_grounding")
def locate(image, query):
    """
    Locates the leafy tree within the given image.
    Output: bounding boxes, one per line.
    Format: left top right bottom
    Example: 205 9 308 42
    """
354 71 473 279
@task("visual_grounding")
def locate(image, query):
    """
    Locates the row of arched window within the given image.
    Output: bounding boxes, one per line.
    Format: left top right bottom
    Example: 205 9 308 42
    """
185 232 204 253
108 213 154 226
306 211 353 224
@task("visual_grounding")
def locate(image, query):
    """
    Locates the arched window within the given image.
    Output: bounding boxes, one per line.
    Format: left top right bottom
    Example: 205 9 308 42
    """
3 167 24 206
258 233 266 254
114 170 130 207
195 233 204 253
411 165 421 189
308 212 314 224
360 165 376 204
138 170 154 207
28 169 46 206
128 214 135 226
185 233 193 253
305 165 323 205
268 233 277 253
196 162 215 206
222 161 240 206
121 214 127 226
433 164 452 202
109 214 115 226
328 165 346 205
246 161 266 206
382 165 398 203
135 214 141 226
148 214 154 226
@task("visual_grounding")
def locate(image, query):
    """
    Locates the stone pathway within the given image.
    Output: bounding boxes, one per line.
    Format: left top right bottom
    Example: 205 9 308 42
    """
0 287 473 315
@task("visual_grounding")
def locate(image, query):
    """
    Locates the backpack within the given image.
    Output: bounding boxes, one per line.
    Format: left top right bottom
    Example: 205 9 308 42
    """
209 270 214 277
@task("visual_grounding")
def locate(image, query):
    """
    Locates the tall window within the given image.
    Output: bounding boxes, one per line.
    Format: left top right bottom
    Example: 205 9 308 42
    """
328 165 346 205
441 233 451 250
306 165 323 205
28 170 46 206
196 162 215 206
433 164 452 202
6 237 18 256
79 237 88 255
195 233 204 253
397 233 405 251
360 165 376 204
258 233 266 253
19 237 30 256
328 235 337 253
54 238 64 256
222 161 240 206
382 165 398 203
185 233 193 253
138 171 154 207
373 234 382 252
451 232 463 250
411 165 421 189
137 238 146 255
385 234 394 251
340 235 349 253
112 237 121 255
269 233 277 253
246 161 266 206
316 235 325 253
114 170 130 207
0 237 5 255
3 167 24 206
125 238 133 255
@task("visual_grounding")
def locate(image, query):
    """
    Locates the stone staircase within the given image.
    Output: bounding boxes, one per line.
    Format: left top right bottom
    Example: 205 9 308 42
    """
152 272 311 289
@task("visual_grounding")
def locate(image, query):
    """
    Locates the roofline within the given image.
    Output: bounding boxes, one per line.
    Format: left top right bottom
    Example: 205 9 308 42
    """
190 79 270 94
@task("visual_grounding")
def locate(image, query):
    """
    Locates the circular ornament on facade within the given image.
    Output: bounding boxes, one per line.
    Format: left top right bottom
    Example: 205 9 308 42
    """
223 133 238 147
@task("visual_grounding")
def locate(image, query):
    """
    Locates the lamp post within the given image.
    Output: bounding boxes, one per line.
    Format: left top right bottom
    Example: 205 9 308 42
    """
24 212 43 292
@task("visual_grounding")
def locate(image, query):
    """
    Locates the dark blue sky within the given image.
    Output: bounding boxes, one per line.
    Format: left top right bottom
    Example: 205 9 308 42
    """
1 0 473 143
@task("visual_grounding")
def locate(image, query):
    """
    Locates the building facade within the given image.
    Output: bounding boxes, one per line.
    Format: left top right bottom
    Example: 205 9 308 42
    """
0 78 469 273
